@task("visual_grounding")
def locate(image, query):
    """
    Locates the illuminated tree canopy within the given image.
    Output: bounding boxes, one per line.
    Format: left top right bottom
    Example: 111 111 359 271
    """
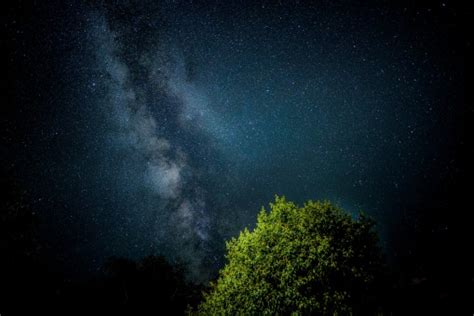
197 196 385 315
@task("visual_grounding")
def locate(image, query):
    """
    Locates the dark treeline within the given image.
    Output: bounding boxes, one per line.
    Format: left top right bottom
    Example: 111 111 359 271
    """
0 174 201 315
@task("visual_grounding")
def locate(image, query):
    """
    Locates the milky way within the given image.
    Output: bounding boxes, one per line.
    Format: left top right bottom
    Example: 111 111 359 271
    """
4 0 465 281
88 7 218 279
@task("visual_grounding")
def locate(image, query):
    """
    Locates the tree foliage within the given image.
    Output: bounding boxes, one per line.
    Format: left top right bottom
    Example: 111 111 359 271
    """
197 196 385 315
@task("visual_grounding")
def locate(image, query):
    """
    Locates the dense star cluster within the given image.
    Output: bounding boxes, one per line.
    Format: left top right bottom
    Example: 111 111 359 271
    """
3 0 467 283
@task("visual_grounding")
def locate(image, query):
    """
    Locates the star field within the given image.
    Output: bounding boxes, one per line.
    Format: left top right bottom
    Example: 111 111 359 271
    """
3 0 467 281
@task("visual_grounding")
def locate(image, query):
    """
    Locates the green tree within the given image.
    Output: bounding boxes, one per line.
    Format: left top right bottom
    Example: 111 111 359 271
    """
196 196 385 315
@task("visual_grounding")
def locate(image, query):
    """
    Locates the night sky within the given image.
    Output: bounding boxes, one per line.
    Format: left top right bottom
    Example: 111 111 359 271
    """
3 0 470 284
